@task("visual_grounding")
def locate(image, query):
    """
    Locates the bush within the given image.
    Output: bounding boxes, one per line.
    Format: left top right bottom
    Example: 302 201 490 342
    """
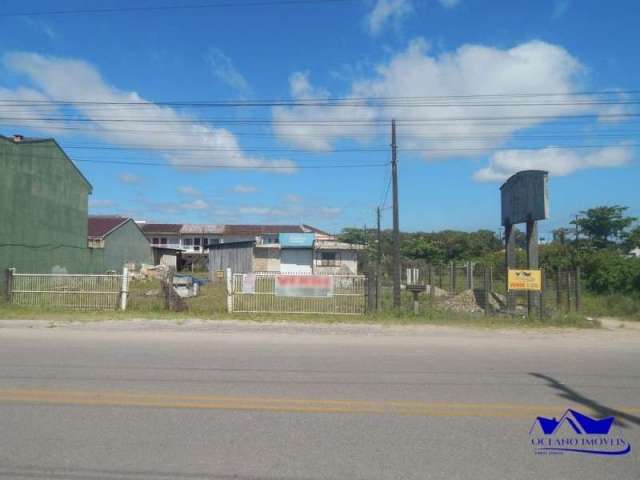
580 250 640 295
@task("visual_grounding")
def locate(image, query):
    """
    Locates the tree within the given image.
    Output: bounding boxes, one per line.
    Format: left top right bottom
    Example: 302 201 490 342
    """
571 205 637 248
625 226 640 253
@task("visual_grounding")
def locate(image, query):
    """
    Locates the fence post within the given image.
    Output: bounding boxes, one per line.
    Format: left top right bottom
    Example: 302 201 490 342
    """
120 267 129 311
5 268 15 304
468 262 474 290
574 267 581 312
449 261 455 294
566 271 572 312
555 269 562 312
226 268 233 313
366 269 377 313
429 265 435 301
539 269 545 321
483 267 490 315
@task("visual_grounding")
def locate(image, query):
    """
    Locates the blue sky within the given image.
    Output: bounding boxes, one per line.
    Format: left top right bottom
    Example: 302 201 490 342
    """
0 0 638 236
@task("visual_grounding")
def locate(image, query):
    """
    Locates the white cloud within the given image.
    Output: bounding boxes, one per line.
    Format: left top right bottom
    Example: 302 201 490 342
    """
233 184 257 193
2 52 295 173
366 0 413 35
118 172 140 184
273 72 376 151
180 199 209 210
206 48 250 92
177 185 201 196
438 0 460 8
274 39 595 158
318 206 342 218
473 144 633 182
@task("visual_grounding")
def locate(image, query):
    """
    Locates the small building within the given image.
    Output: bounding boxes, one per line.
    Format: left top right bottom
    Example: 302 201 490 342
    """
208 233 363 278
629 247 640 258
88 216 153 271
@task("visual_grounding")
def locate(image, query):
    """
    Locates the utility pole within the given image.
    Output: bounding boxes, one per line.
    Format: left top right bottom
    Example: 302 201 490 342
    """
376 206 382 310
391 119 401 308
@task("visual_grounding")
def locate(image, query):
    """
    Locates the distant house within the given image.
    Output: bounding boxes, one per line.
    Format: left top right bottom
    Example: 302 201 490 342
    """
630 247 640 258
88 216 153 271
0 133 100 290
208 232 363 277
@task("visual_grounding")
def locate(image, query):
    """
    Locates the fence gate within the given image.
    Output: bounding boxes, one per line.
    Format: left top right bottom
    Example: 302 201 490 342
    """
229 272 365 315
6 269 127 310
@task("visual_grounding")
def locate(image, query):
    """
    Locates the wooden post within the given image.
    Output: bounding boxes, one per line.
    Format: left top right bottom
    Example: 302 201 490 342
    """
555 268 562 312
505 222 516 312
5 268 15 304
574 267 581 312
438 265 443 289
367 270 377 313
526 218 539 318
483 267 490 315
412 290 420 315
566 271 572 312
429 266 435 301
449 261 455 294
119 266 129 311
539 269 545 321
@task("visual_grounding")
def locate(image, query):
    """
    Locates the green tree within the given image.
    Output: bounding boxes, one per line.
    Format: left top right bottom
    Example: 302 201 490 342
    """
571 205 636 248
625 226 640 253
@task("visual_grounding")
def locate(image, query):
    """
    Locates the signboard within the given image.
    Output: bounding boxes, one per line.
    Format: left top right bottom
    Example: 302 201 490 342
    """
279 233 315 248
508 269 542 291
275 275 333 297
501 170 549 226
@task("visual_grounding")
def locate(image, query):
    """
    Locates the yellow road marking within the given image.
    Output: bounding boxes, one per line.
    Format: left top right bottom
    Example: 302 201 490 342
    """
0 388 638 418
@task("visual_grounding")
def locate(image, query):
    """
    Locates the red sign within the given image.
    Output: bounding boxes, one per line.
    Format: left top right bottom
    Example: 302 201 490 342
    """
275 275 333 297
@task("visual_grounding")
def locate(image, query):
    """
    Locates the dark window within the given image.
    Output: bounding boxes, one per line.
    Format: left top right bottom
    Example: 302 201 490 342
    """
203 238 209 247
183 238 192 246
194 238 201 246
321 252 336 261
160 238 167 245
152 237 159 244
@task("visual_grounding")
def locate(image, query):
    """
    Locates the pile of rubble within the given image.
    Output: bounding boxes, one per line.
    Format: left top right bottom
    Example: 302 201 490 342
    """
439 289 485 314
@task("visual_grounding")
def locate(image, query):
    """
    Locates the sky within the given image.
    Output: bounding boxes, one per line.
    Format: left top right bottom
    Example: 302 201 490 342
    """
0 0 638 237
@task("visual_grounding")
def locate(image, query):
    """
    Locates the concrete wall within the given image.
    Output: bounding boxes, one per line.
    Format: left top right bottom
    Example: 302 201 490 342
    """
253 247 280 272
102 220 153 271
0 137 104 290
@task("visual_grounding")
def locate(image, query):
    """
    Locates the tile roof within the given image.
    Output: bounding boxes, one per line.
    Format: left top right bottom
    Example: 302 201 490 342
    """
140 223 183 234
180 224 225 234
222 225 306 236
88 216 129 238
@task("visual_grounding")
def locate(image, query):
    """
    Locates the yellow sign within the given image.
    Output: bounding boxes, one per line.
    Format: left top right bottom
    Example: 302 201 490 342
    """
508 269 542 291
215 270 225 279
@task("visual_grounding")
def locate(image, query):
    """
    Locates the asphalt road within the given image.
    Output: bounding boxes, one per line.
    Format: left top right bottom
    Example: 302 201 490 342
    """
0 320 639 480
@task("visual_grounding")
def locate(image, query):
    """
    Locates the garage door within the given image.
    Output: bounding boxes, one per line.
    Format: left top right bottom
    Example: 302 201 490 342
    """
280 248 313 273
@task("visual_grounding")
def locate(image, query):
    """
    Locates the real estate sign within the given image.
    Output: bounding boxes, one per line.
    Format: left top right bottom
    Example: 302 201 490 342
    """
275 275 333 297
507 269 542 291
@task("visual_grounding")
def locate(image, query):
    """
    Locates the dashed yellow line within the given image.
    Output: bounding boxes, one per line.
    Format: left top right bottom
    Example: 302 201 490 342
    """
0 388 638 418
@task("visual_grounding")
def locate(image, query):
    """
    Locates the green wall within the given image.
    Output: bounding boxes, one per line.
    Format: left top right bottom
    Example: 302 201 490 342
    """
102 220 153 271
0 136 104 290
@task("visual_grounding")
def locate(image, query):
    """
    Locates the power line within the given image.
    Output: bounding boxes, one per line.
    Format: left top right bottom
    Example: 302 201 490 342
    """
2 112 638 124
0 0 353 18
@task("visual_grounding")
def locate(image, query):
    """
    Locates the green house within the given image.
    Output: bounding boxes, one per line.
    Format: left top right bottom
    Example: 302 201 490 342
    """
88 216 153 271
0 134 107 290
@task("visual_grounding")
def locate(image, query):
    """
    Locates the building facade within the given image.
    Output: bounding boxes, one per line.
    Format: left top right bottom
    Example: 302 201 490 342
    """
88 216 153 271
0 134 103 290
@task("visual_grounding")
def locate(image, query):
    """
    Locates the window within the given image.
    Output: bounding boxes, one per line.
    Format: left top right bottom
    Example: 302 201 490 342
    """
183 238 192 246
319 251 337 266
194 238 201 246
160 238 167 245
152 237 159 244
203 238 209 247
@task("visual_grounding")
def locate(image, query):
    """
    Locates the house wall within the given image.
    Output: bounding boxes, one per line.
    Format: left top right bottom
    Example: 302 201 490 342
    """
0 137 103 291
103 220 153 271
208 243 254 279
313 250 359 275
253 247 280 272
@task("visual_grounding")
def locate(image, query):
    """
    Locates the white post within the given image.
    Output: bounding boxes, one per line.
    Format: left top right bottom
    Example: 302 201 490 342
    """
120 267 129 311
226 267 233 313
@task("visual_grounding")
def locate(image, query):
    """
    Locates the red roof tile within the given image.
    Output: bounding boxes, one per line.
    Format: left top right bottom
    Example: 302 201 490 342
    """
88 216 129 238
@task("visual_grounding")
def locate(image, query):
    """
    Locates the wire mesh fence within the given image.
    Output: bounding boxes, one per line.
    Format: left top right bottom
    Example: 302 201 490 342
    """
230 272 366 315
6 269 124 309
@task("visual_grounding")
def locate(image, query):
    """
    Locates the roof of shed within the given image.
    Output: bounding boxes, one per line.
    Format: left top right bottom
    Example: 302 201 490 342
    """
88 216 130 239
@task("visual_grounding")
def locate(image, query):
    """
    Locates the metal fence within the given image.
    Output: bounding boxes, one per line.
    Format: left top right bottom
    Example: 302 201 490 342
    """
5 268 128 310
228 271 366 315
